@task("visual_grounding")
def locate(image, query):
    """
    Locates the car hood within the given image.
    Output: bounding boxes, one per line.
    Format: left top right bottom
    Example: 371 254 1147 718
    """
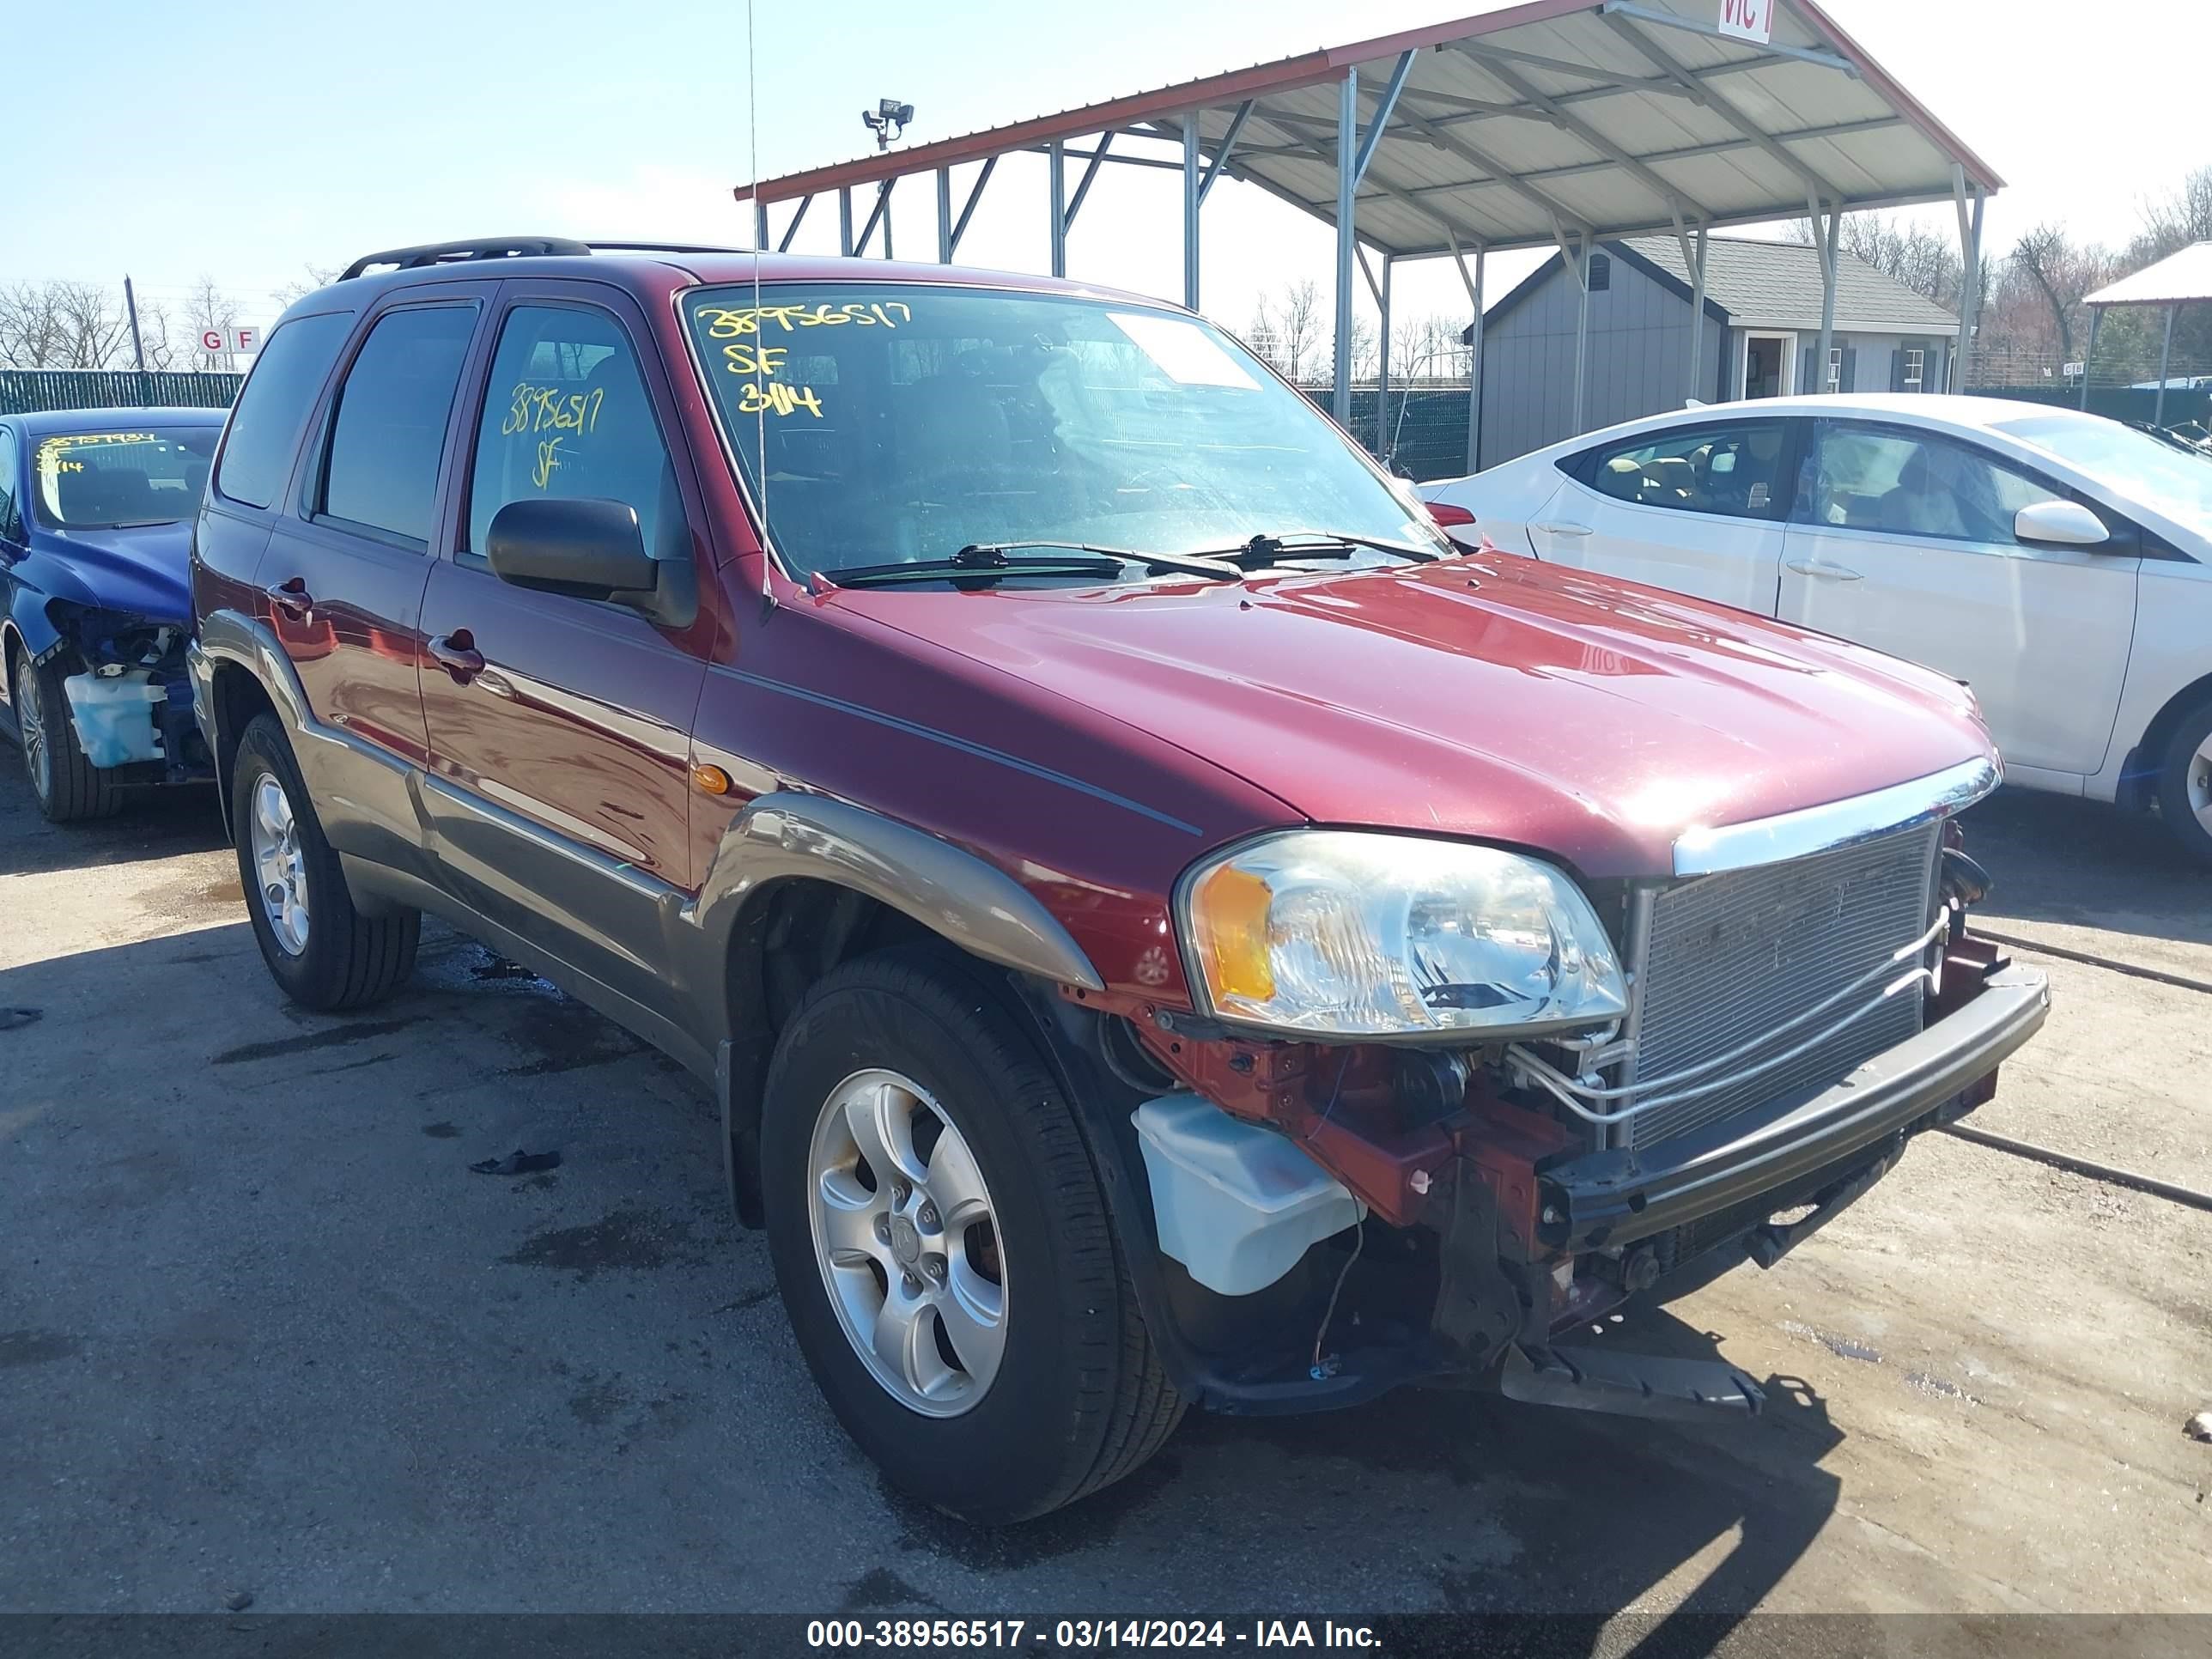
827 556 1994 879
32 521 193 622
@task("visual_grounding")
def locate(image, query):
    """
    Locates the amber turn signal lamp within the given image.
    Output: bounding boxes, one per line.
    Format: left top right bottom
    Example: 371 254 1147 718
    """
691 763 732 796
1190 862 1275 1003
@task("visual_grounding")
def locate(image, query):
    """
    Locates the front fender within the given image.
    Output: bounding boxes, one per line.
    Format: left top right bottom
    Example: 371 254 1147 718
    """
679 791 1104 1225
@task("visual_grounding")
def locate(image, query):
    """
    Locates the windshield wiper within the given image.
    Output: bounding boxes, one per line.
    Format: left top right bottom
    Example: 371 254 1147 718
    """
1203 530 1441 568
826 541 1240 589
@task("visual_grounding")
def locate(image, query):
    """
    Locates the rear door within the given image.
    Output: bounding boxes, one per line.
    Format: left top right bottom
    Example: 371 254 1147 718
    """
1779 419 2139 777
1535 416 1796 614
257 290 490 772
415 281 715 1005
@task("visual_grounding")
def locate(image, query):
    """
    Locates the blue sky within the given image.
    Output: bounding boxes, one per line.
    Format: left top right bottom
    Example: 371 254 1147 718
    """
13 0 2209 337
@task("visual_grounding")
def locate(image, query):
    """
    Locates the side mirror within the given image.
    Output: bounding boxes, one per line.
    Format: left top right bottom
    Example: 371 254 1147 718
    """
485 498 696 626
2013 498 2109 549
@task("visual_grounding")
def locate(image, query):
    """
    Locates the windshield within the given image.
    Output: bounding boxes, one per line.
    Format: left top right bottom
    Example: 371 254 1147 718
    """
1995 413 2212 532
33 427 216 529
683 283 1441 579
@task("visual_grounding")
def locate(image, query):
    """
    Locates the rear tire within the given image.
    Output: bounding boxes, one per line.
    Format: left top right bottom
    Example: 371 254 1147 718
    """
760 944 1182 1524
231 713 418 1009
2155 696 2212 869
10 644 121 823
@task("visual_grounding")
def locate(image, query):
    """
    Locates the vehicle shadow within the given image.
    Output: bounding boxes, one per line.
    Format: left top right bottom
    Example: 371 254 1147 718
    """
884 1285 1843 1625
0 760 226 878
1962 787 2212 948
0 916 1843 1621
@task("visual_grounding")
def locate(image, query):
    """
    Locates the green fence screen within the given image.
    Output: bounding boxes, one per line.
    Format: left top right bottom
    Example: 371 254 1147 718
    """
0 369 245 416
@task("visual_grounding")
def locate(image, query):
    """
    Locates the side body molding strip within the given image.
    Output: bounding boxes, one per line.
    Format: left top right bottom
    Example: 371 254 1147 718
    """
683 792 1106 994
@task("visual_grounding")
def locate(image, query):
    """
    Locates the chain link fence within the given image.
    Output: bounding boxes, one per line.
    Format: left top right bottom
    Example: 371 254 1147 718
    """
1302 385 1473 482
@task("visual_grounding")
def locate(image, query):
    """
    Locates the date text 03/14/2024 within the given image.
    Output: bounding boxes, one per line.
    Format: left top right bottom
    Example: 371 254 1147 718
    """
805 1620 1382 1650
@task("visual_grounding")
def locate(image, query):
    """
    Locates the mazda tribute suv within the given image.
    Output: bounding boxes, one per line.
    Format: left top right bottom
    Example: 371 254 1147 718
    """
190 238 2049 1524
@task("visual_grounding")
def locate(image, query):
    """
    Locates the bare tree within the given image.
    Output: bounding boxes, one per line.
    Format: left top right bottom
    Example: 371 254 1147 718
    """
2008 224 2112 364
1787 211 1965 310
271 264 340 308
1261 279 1324 383
135 299 180 371
0 280 134 368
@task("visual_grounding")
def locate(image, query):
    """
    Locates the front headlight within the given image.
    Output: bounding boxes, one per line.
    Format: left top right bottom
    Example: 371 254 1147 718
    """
1179 831 1627 1039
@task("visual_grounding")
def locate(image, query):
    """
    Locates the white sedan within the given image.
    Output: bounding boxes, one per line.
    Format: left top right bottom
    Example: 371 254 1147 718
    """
1420 393 2212 864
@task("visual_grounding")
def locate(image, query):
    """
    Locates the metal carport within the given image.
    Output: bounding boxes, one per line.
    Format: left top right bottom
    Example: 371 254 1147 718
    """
2081 240 2212 427
732 0 2001 469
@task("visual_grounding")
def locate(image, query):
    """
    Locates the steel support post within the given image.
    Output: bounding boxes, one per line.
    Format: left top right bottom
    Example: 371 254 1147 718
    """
1049 140 1067 279
1467 246 1485 473
1182 113 1200 310
1815 204 1839 394
2155 304 2177 428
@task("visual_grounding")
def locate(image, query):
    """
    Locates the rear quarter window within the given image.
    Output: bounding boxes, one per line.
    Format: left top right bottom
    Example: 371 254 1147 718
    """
216 311 356 509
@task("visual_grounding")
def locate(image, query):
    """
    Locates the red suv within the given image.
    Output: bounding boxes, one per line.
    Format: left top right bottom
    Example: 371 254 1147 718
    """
190 238 2049 1524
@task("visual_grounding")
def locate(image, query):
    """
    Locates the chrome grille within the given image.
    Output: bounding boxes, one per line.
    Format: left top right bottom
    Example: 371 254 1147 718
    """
1627 823 1941 1146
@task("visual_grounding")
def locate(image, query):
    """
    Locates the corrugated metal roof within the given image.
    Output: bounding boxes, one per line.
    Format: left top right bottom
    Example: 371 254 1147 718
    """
1620 234 1958 331
734 0 2002 261
2086 241 2212 308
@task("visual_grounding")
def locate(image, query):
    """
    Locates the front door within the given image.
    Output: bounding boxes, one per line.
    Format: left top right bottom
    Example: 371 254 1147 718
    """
1538 416 1796 614
1779 419 2140 777
416 283 715 1008
1743 334 1793 399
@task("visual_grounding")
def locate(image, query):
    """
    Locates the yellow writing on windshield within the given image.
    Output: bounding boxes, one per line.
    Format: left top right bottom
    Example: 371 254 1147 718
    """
532 438 564 490
37 433 161 471
694 300 910 338
733 381 823 418
501 382 605 441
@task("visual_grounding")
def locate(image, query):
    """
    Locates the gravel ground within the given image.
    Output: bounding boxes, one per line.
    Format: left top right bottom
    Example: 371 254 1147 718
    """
1 763 2207 1619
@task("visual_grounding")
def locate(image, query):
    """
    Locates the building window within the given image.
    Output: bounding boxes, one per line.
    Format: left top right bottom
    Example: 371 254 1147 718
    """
1826 346 1843 392
1904 348 1924 390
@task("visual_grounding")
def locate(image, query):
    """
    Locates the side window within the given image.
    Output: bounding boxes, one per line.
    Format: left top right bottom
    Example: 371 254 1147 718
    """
1797 424 2064 545
315 305 477 547
1581 422 1786 520
216 311 354 509
0 428 19 540
467 304 685 562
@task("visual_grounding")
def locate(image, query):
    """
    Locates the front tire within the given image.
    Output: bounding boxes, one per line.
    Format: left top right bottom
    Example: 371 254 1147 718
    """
761 945 1182 1524
231 713 419 1009
2155 696 2212 868
10 644 121 823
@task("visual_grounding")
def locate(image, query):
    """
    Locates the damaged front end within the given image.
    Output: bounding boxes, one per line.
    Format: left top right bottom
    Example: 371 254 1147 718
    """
1063 781 2049 1425
38 600 210 783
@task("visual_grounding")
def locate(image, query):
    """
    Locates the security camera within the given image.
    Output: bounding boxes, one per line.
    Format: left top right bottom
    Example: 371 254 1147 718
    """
860 98 915 149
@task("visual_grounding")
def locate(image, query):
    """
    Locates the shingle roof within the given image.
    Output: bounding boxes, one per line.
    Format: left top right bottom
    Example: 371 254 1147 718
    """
1618 234 1958 333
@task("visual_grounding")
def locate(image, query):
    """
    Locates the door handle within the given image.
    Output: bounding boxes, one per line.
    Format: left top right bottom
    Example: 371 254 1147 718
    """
1533 522 1592 538
264 577 314 619
427 629 486 685
1786 558 1863 581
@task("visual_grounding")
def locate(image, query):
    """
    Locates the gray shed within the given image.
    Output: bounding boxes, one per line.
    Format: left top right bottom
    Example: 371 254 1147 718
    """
1474 235 1959 465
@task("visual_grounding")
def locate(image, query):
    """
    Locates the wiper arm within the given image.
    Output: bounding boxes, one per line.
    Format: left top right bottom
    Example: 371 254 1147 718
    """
826 541 1239 589
1204 530 1441 568
954 541 1242 579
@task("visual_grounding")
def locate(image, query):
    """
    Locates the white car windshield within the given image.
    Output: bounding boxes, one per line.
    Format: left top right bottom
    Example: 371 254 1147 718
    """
1995 413 2212 533
683 283 1440 580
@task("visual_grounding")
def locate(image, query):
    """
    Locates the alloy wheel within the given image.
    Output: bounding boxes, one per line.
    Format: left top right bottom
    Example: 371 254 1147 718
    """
15 657 49 802
806 1067 1006 1418
249 773 311 955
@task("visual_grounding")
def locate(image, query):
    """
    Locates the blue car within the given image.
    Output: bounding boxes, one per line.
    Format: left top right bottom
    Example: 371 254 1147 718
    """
0 407 224 820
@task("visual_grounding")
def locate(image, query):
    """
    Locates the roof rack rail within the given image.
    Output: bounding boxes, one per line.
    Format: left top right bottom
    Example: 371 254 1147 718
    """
338 237 592 282
585 240 748 255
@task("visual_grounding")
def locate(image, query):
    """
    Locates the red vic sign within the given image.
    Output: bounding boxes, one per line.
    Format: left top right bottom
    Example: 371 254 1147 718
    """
1717 0 1773 42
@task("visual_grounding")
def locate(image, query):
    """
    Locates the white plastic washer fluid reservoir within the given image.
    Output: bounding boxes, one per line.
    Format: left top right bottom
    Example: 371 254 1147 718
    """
61 671 166 769
1132 1093 1363 1297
